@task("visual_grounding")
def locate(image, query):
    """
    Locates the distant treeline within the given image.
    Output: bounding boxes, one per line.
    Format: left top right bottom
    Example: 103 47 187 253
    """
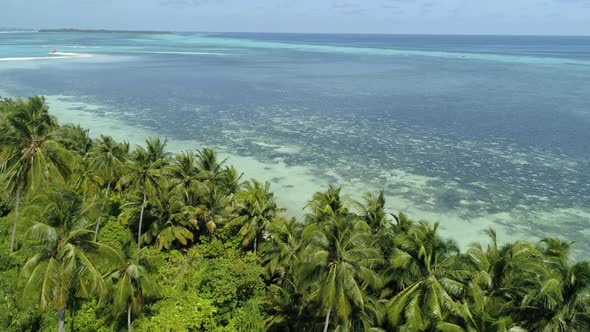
39 28 174 34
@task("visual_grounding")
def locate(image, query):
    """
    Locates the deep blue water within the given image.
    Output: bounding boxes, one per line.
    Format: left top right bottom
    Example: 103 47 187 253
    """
1 32 589 251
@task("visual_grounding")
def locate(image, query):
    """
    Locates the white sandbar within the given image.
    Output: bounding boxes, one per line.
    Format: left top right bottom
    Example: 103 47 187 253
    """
0 52 93 62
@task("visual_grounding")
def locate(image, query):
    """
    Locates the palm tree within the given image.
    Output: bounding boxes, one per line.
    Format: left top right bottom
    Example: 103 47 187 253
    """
165 151 232 238
517 238 590 330
260 217 301 284
167 151 200 190
353 191 395 261
346 294 386 332
305 185 348 224
17 189 106 332
90 135 125 241
145 136 171 165
144 185 195 250
120 143 164 252
56 124 93 157
391 212 415 235
167 151 201 197
0 96 72 253
226 180 283 255
263 282 325 332
105 249 158 332
194 183 232 237
298 215 381 331
218 165 243 196
196 148 225 181
71 157 101 204
466 228 545 301
466 280 521 332
464 229 542 331
353 191 387 231
385 222 476 330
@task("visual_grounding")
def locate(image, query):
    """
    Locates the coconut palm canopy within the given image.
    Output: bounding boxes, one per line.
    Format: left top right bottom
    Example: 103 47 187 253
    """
0 97 589 331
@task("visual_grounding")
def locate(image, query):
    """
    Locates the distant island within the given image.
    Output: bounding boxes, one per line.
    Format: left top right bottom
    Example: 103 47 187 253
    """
38 28 174 34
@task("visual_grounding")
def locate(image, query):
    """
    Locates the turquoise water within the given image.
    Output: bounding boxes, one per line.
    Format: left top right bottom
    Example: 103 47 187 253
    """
1 32 589 253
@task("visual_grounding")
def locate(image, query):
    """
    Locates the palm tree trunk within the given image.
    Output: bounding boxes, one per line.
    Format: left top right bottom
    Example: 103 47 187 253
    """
127 301 132 332
323 308 331 332
254 236 257 256
9 187 20 253
70 299 76 332
137 189 147 252
94 182 111 241
58 308 66 332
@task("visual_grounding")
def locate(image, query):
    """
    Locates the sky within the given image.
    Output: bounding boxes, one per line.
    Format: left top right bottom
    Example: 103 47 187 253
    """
1 0 589 35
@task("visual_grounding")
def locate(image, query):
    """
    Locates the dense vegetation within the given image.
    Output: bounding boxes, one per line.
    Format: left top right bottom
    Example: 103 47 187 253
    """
1 96 589 331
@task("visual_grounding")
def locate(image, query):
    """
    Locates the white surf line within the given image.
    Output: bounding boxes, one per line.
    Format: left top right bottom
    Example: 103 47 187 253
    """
136 50 227 56
0 52 93 62
0 31 36 34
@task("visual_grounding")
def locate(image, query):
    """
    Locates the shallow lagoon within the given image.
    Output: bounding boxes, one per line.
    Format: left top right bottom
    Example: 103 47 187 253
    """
1 32 589 254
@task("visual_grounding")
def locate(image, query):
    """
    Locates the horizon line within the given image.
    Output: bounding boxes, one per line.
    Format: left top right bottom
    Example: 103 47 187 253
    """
3 27 590 37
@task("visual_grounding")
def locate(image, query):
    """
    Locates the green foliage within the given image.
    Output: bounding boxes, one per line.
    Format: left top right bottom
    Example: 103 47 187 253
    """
65 299 117 332
98 216 135 253
16 189 108 332
0 193 11 217
0 256 37 332
1 97 590 331
195 254 266 325
229 300 265 332
134 287 218 332
298 214 381 330
226 180 283 254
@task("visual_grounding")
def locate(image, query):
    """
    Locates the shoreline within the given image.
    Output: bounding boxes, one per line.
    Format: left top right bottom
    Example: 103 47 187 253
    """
0 93 583 256
43 95 531 251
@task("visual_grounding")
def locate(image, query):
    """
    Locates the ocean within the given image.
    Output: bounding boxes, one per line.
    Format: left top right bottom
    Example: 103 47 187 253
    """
1 31 589 253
